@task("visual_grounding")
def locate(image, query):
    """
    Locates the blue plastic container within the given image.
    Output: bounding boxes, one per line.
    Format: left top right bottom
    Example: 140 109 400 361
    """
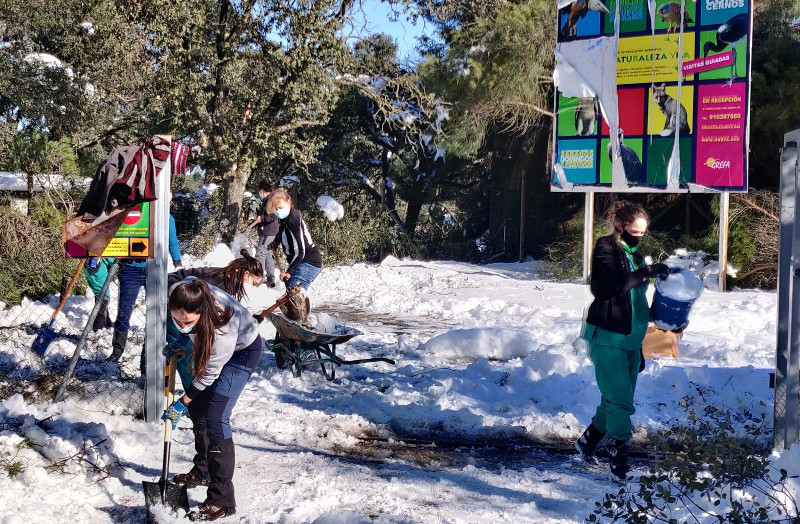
650 268 704 331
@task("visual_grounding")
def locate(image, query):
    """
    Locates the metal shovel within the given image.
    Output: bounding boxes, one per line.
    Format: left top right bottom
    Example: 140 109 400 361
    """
143 351 189 523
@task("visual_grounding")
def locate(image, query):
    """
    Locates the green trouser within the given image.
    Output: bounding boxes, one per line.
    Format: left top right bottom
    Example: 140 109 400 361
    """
589 341 641 441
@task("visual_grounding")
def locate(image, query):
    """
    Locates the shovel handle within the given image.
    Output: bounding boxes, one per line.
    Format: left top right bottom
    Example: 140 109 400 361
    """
254 283 303 322
51 260 86 322
162 351 183 442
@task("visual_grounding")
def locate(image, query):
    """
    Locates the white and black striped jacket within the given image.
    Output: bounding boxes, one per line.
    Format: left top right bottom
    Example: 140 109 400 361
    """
278 208 322 275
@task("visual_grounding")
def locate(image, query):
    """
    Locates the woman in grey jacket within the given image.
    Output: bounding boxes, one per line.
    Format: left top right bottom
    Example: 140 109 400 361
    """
161 278 263 521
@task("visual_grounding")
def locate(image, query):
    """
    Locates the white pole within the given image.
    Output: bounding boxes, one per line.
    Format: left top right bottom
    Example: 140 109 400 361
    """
144 137 172 422
718 191 730 292
583 191 595 284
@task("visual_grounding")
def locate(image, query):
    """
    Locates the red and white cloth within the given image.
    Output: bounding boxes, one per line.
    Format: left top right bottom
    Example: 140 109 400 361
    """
77 136 191 222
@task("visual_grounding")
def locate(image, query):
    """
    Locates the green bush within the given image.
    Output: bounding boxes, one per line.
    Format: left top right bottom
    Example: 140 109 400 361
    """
0 199 81 305
590 404 799 523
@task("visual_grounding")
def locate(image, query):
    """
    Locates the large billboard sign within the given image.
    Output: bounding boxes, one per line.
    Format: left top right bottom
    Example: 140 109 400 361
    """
551 0 751 192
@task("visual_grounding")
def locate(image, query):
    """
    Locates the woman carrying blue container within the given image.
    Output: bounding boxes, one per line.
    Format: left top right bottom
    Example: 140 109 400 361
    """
575 201 670 481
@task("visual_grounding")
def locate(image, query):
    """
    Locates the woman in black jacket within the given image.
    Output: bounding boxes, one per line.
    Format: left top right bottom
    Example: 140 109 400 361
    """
575 201 669 481
168 250 263 303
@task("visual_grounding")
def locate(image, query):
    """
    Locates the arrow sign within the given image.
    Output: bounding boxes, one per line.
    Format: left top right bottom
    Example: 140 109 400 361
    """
130 239 149 256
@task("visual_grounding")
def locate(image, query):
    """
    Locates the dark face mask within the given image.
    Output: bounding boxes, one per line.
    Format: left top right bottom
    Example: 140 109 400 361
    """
621 230 641 247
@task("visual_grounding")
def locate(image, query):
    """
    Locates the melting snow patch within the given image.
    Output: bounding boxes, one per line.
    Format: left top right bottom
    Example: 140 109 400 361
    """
316 195 344 221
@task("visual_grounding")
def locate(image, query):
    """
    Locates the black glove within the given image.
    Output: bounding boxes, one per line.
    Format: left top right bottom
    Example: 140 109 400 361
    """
646 263 669 278
174 261 183 269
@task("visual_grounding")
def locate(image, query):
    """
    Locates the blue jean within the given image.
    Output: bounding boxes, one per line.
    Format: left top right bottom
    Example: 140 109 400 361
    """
287 262 321 291
187 337 263 440
115 263 146 332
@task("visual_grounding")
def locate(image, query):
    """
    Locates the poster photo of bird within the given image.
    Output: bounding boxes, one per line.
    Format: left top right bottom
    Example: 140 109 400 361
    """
701 13 749 85
559 0 610 38
655 2 695 36
605 130 644 185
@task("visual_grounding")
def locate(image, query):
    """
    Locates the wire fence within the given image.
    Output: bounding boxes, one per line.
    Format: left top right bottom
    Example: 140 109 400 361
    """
0 269 148 416
0 194 235 416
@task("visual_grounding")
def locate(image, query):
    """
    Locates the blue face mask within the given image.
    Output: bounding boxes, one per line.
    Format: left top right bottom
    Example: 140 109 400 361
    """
259 192 266 200
172 316 196 334
274 206 290 219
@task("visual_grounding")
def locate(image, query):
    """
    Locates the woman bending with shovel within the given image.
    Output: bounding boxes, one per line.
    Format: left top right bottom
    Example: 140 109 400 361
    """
161 278 263 521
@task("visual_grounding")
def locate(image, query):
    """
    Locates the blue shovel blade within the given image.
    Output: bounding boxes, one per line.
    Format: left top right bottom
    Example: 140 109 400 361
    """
31 324 58 356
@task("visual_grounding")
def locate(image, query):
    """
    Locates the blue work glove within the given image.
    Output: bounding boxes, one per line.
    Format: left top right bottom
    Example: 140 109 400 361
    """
668 266 681 274
162 341 186 360
161 399 188 429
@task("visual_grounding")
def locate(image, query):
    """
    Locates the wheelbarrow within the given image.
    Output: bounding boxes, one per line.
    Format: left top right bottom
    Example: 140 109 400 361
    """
267 312 395 380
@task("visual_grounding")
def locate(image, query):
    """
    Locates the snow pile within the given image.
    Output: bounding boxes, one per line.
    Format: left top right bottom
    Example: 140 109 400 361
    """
665 249 738 290
316 196 345 222
424 328 538 361
657 269 704 301
2 395 120 477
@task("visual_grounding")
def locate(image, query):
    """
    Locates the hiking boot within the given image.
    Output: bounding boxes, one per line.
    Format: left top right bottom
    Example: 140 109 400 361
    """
609 439 630 481
187 503 236 521
172 471 210 489
265 279 276 289
575 423 605 465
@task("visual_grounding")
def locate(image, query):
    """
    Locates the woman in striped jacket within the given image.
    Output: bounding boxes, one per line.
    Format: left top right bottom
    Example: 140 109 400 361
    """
266 188 322 291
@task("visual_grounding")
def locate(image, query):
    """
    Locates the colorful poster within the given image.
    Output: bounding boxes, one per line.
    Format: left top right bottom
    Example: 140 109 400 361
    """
696 82 747 187
617 34 695 85
552 0 751 192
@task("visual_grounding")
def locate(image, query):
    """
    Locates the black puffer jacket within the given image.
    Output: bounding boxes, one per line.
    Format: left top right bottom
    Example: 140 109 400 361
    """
586 235 649 335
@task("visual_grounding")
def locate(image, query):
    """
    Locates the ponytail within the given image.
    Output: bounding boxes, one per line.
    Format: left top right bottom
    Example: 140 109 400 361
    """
168 280 233 378
607 200 649 244
208 249 263 301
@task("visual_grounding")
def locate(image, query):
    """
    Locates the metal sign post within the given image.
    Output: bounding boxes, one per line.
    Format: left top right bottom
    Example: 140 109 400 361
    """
718 192 730 292
582 191 595 284
144 139 172 422
775 129 800 450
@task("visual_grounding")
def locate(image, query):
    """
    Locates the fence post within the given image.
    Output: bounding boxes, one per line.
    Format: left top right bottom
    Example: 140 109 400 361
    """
144 140 171 422
776 129 800 450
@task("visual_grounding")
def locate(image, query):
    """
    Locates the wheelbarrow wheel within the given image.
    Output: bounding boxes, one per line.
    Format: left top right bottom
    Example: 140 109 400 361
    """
274 347 290 370
316 345 336 381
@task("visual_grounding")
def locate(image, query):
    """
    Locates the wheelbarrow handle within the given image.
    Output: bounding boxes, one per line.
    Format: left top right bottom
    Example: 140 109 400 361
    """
254 283 303 323
50 260 87 323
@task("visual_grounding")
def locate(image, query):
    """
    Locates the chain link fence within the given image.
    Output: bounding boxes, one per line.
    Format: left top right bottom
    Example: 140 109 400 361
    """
0 264 147 416
0 186 227 416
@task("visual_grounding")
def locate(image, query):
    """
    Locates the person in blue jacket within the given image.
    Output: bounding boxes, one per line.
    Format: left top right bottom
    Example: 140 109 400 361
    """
106 201 183 363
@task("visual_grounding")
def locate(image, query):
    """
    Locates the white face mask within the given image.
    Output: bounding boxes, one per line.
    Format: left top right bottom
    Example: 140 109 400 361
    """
274 206 290 219
172 316 196 334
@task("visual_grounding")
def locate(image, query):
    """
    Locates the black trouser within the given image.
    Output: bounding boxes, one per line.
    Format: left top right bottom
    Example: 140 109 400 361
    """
186 337 262 508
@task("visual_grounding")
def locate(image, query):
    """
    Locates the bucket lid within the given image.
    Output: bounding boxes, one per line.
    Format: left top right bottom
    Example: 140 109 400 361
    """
655 268 704 301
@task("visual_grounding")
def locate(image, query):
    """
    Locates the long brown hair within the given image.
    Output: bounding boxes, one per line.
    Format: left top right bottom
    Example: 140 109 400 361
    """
168 280 233 378
208 249 263 301
607 200 649 244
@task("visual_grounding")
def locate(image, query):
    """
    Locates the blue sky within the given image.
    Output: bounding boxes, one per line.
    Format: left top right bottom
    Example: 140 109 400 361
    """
349 0 431 62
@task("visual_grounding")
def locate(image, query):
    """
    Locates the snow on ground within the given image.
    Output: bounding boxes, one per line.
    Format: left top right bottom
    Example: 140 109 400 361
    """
0 251 788 522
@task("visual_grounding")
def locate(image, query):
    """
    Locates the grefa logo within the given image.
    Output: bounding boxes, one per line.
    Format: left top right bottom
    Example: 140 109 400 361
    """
705 157 731 170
